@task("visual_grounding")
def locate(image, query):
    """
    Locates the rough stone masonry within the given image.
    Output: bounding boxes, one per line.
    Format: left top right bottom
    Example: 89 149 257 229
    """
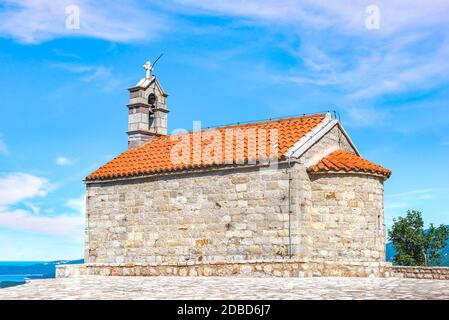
59 63 394 278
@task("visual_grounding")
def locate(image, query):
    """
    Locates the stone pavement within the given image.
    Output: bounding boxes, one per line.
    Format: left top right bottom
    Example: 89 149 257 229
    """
1 276 448 300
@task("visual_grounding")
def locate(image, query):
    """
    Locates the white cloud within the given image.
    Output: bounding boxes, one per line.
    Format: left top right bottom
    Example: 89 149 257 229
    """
2 0 448 130
0 208 84 238
173 0 332 28
173 4 437 129
53 63 109 81
384 188 446 213
340 105 389 128
384 188 449 228
66 195 86 215
56 156 72 166
0 133 8 155
385 202 408 210
52 49 81 59
0 173 84 239
347 40 449 100
172 1 449 126
275 33 449 107
174 0 449 35
24 202 41 215
0 173 52 208
51 62 120 91
386 189 438 199
0 0 170 44
8 0 448 45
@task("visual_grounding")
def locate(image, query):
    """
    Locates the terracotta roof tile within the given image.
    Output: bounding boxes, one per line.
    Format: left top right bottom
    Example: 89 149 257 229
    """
86 114 326 181
308 149 391 178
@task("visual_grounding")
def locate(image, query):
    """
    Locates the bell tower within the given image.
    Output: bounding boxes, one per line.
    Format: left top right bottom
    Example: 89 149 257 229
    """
127 60 169 149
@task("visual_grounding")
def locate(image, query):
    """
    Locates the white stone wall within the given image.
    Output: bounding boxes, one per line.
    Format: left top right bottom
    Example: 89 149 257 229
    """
86 166 297 264
307 173 385 263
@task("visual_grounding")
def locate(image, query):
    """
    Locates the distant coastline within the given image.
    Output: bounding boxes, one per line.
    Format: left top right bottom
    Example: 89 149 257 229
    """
0 259 83 289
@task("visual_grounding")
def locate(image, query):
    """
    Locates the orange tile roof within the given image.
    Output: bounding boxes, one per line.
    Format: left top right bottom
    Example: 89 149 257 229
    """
308 149 391 178
86 114 326 181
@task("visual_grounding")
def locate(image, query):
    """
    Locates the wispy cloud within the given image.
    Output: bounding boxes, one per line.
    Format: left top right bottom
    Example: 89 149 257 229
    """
274 33 449 127
385 202 408 210
384 187 449 228
0 209 84 238
3 0 448 117
56 156 72 166
386 189 439 199
66 195 86 215
171 1 449 126
0 133 8 155
385 188 445 218
0 173 84 239
51 62 120 91
52 49 81 60
0 0 170 44
346 39 449 100
0 173 52 209
173 0 449 36
339 106 390 128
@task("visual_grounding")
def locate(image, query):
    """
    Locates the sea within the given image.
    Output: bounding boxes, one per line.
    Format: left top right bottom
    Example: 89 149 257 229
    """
0 260 83 288
0 261 46 282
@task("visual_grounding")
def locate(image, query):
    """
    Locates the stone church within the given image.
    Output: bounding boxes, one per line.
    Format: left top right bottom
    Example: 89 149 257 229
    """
59 61 392 278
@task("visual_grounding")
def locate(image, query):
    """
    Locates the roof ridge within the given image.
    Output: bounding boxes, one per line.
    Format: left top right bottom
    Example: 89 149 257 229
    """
203 113 329 130
142 113 327 144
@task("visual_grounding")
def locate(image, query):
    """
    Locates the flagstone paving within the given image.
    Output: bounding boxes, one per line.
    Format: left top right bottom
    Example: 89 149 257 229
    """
1 276 449 300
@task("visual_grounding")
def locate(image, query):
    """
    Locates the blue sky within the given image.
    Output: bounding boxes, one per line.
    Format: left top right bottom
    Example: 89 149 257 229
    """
0 0 448 260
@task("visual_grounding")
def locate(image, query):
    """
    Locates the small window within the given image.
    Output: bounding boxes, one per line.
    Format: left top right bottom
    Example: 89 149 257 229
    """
148 93 157 106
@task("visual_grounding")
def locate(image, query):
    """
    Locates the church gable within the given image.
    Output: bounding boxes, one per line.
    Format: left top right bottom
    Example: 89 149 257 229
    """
297 122 358 168
134 77 168 98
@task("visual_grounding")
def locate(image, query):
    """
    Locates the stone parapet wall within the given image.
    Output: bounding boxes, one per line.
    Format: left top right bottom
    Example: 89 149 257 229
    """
57 260 389 278
387 266 449 280
57 263 449 280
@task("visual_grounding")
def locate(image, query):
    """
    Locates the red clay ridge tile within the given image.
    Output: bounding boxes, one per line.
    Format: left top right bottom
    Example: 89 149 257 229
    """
308 149 392 178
